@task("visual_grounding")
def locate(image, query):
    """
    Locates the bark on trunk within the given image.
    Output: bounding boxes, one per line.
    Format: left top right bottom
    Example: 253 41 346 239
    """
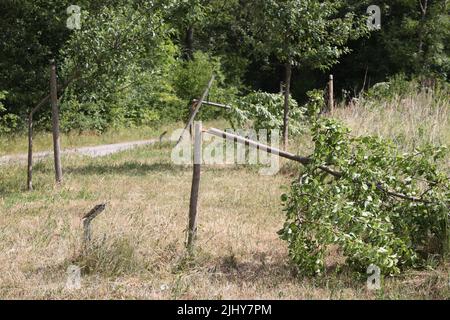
418 0 428 59
50 60 63 184
283 62 292 150
185 26 194 60
27 115 33 191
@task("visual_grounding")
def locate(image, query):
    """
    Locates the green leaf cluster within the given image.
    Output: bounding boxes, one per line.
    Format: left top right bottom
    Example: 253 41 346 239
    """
280 116 449 276
231 91 305 135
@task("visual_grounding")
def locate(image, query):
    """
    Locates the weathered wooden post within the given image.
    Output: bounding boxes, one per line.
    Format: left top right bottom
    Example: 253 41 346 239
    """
82 204 106 246
176 75 215 146
187 122 202 252
27 114 34 191
26 68 79 191
50 59 63 184
328 74 334 113
188 100 198 142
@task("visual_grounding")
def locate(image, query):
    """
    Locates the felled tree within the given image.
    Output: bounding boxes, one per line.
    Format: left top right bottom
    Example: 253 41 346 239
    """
279 108 450 276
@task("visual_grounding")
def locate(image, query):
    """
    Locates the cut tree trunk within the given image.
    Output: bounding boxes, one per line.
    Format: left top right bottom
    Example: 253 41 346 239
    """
27 115 33 191
50 60 63 184
283 62 292 150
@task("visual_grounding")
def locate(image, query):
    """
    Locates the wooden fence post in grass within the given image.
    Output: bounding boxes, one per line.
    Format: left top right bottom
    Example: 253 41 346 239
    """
328 74 334 113
50 59 63 184
188 100 198 142
187 122 202 252
27 114 34 191
27 69 79 191
82 204 106 246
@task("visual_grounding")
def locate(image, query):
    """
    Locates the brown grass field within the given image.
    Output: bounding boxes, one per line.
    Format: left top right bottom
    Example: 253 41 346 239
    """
0 91 449 300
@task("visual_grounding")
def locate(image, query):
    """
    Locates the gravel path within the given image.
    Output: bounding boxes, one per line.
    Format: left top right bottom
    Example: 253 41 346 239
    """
0 139 158 166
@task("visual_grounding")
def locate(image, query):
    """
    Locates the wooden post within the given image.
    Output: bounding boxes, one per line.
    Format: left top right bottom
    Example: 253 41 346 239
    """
328 74 334 113
187 122 202 252
176 75 215 146
50 60 63 184
27 114 34 191
159 131 168 145
82 204 106 245
188 100 197 141
26 69 79 191
206 127 342 178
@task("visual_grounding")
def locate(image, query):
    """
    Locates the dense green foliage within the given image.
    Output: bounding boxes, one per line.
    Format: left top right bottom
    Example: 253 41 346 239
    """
279 114 449 276
246 0 367 69
0 91 19 134
231 92 304 135
0 0 448 132
336 0 449 93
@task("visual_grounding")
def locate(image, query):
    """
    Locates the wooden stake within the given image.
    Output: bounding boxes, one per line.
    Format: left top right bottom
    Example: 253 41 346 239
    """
82 204 106 245
187 122 202 252
27 115 34 191
328 74 334 113
205 128 430 204
50 60 63 184
176 75 215 146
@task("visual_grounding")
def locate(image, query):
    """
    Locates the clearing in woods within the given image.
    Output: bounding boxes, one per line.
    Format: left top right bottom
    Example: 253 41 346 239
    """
0 115 448 299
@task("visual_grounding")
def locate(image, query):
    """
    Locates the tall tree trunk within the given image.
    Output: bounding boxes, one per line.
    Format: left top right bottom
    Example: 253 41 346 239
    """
418 0 429 64
50 60 63 184
283 62 292 150
185 25 194 60
27 114 34 191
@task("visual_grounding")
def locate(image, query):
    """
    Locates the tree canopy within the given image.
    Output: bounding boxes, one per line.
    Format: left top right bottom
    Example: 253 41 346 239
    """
0 0 448 132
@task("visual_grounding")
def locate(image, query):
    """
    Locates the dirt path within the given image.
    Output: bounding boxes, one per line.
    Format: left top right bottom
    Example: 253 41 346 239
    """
0 139 158 166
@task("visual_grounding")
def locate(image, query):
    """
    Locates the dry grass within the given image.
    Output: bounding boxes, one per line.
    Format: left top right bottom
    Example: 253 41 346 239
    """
0 124 173 157
0 90 449 300
0 142 448 300
332 90 450 152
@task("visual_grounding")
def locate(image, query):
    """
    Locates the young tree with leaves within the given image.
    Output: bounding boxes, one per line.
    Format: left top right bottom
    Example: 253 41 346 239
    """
245 0 368 148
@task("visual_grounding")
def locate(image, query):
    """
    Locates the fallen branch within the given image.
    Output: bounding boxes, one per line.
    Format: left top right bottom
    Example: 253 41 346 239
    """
205 128 435 204
192 99 231 110
176 75 215 146
376 183 431 204
205 128 342 178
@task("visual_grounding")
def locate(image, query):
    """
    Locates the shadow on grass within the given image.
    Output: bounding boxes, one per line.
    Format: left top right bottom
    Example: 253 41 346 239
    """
64 162 188 176
55 161 254 177
212 251 366 293
215 252 298 284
